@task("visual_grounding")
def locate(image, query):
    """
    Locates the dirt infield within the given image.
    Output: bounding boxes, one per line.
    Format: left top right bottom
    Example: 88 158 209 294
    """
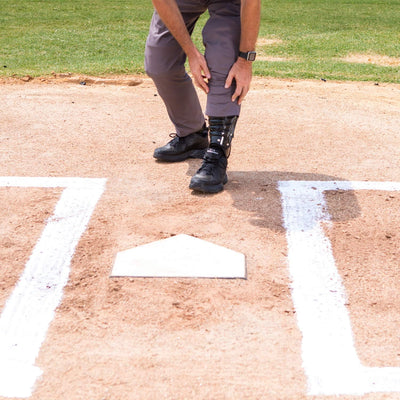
1 76 400 400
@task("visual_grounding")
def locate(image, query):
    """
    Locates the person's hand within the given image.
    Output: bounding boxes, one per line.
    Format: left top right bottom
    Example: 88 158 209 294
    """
188 48 211 94
225 58 252 105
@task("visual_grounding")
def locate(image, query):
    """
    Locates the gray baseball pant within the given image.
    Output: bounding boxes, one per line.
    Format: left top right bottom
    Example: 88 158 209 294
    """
145 0 241 137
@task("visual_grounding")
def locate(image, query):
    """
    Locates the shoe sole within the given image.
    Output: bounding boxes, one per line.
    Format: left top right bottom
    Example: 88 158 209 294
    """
189 174 228 194
153 148 206 162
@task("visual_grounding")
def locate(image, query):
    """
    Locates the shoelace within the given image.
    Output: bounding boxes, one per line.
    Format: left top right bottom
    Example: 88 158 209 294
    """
168 133 184 145
168 132 179 139
198 149 222 174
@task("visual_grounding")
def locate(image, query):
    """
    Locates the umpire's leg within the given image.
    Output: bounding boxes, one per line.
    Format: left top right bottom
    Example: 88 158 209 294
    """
203 0 242 117
188 1 241 193
145 3 207 137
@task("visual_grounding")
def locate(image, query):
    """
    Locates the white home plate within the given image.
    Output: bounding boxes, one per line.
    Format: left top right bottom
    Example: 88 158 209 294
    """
111 234 246 279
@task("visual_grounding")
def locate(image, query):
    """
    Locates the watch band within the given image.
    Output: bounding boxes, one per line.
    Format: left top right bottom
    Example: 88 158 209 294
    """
238 51 257 62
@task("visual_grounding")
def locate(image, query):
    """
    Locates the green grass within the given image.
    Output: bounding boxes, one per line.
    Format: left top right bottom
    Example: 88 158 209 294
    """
255 0 400 82
1 0 399 82
0 0 152 76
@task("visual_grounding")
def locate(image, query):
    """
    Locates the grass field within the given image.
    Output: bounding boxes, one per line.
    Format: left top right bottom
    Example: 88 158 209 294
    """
1 0 399 82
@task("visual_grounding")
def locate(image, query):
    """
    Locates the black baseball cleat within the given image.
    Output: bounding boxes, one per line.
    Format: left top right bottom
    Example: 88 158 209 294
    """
153 124 209 162
189 147 228 193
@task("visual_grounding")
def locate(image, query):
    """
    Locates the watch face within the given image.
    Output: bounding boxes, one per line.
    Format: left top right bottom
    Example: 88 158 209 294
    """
248 51 256 61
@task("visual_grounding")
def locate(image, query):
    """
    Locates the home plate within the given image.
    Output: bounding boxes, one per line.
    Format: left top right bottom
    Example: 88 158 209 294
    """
111 234 246 279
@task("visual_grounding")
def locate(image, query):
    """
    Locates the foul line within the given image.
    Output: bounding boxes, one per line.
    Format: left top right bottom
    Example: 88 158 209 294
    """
279 181 400 396
0 177 106 398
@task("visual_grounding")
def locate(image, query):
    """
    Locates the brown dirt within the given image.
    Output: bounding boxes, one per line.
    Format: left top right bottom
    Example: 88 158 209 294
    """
341 54 400 67
1 76 400 400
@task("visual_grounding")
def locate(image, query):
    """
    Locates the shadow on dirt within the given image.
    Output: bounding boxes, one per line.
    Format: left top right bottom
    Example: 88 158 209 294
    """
185 162 360 232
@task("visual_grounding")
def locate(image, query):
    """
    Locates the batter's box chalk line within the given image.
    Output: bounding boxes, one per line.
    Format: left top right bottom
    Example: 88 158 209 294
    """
0 177 106 398
279 180 400 396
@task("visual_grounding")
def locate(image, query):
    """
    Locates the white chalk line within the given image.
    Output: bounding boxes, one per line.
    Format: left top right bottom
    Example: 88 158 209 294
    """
279 181 400 396
0 177 106 398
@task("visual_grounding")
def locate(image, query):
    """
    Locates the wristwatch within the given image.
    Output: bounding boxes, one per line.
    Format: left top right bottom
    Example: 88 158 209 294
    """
238 51 257 62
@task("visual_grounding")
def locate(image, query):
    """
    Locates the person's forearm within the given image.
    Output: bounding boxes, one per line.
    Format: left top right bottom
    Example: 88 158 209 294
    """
240 0 261 52
151 0 197 57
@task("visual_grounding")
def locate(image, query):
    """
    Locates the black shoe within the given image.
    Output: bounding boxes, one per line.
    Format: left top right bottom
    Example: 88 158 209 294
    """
189 147 228 193
153 125 208 162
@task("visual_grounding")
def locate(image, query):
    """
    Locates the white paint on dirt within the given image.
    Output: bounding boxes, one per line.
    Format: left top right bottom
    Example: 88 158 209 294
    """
111 234 246 279
0 177 106 398
279 180 400 396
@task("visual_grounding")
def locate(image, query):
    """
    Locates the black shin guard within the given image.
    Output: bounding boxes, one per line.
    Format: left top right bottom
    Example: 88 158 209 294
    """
208 116 238 158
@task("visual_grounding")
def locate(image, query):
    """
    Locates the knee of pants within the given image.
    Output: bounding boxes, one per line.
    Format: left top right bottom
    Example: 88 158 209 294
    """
144 57 169 80
145 66 187 85
202 15 240 78
145 44 186 81
145 63 171 81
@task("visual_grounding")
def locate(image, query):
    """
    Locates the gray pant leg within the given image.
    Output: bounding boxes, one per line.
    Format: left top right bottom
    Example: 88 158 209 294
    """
203 0 241 117
145 10 206 137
